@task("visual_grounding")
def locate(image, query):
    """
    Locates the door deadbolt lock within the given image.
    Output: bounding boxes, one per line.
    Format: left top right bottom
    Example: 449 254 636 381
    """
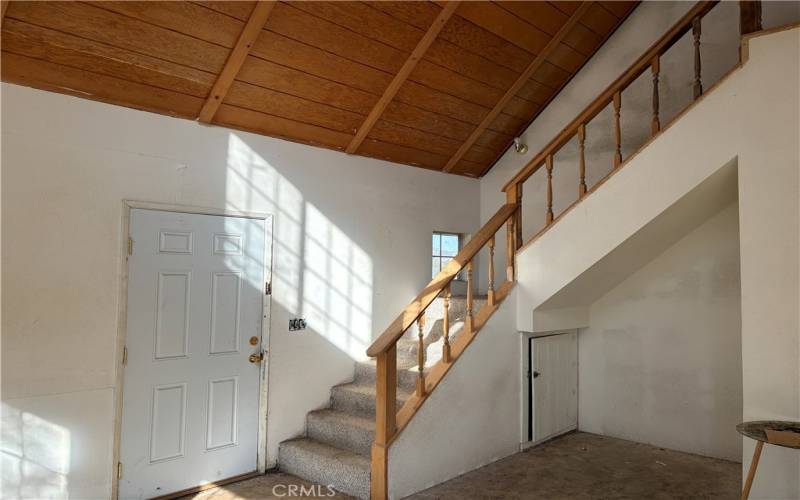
249 352 265 363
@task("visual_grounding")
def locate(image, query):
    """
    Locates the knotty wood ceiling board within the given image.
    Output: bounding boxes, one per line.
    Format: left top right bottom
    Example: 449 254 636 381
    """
1 1 637 177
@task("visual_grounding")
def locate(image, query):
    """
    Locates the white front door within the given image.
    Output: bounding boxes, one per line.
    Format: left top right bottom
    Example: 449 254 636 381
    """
532 332 578 443
119 209 270 499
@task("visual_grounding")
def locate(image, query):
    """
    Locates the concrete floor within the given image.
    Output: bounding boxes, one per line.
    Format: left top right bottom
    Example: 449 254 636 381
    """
408 432 740 500
180 432 740 499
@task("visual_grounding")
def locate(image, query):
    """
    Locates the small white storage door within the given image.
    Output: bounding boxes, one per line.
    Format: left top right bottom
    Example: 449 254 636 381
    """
532 332 578 443
119 209 269 499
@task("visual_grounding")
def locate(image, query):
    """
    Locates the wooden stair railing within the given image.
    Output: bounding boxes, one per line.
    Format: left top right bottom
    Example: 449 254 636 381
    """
366 203 517 499
502 0 762 250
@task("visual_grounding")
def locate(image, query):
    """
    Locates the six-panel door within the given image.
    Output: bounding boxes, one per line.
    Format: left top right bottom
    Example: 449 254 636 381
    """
119 210 267 499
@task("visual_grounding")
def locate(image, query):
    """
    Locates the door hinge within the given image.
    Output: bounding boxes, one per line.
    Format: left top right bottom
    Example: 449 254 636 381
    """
265 281 272 295
127 237 133 256
122 346 128 366
117 461 122 480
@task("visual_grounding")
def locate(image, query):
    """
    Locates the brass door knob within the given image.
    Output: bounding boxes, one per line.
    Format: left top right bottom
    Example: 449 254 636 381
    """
249 352 264 363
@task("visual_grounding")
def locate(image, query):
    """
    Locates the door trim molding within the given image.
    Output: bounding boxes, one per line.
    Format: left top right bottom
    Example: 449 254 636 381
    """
111 200 275 499
518 329 579 451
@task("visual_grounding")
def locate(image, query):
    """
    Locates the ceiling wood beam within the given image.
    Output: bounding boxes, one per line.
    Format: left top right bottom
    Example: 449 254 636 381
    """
198 1 275 123
443 1 592 173
345 1 461 154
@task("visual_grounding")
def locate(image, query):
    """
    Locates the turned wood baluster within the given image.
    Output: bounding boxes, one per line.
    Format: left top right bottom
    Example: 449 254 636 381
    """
466 260 474 332
693 16 703 100
545 155 554 225
651 55 661 136
506 214 515 281
613 92 622 168
578 124 587 197
442 285 451 363
487 235 496 306
506 185 518 281
515 185 523 248
416 314 425 396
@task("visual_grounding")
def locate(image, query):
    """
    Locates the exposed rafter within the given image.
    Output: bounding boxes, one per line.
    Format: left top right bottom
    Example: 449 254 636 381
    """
345 1 461 154
198 1 276 123
443 1 593 172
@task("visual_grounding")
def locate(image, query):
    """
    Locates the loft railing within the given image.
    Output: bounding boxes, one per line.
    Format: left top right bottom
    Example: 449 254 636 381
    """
502 0 762 249
366 203 517 499
365 1 763 498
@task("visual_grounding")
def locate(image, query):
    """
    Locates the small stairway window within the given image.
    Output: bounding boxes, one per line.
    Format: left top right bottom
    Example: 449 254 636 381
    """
432 232 461 278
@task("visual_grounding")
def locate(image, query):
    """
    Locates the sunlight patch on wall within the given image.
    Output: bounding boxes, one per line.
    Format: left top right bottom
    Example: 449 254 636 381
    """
225 134 373 359
1 403 71 499
303 204 373 360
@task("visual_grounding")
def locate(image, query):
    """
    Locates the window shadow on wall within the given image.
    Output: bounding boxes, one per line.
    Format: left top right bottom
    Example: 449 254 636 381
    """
224 134 373 361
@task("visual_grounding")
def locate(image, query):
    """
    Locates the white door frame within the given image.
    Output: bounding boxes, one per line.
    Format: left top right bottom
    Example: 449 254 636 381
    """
111 200 274 499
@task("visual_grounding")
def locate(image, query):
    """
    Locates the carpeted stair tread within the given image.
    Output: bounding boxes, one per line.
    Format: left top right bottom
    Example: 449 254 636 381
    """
278 437 369 499
355 360 422 390
276 295 493 499
331 382 411 417
307 409 375 457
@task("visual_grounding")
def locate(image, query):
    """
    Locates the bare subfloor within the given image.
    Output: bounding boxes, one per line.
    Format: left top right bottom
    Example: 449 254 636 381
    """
408 432 740 500
181 432 740 499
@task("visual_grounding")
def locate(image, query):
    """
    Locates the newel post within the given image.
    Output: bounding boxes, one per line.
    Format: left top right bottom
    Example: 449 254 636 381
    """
371 344 396 500
739 1 762 36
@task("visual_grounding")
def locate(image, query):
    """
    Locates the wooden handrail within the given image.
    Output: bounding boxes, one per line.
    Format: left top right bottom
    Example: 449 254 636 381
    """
502 0 719 192
366 203 517 357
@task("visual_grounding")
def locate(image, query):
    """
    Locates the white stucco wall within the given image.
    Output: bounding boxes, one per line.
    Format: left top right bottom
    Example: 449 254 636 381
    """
0 84 479 499
579 202 742 462
736 27 800 499
387 291 519 500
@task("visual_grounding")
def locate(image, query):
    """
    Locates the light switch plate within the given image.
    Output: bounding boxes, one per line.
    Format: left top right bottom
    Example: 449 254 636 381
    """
289 318 307 331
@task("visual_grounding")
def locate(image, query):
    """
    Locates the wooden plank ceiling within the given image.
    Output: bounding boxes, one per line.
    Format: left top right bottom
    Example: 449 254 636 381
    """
1 1 637 177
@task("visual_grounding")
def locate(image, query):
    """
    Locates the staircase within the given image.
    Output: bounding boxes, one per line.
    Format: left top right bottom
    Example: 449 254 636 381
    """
277 296 486 498
278 2 768 498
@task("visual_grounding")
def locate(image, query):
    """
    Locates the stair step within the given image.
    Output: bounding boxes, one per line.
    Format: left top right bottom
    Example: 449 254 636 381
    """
331 382 411 418
354 361 420 391
276 294 494 500
278 438 369 499
307 409 374 457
